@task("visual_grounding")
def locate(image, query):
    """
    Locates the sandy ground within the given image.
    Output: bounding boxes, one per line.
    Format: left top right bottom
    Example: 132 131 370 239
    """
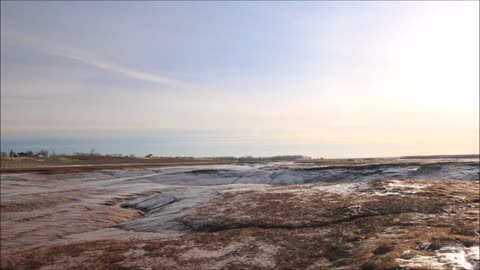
0 161 479 269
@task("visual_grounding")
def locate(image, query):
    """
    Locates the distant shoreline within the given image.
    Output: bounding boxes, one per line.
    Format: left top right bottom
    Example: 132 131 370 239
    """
399 154 480 159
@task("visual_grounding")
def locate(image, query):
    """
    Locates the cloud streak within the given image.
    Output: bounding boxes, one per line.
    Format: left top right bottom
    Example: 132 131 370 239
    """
3 30 187 88
53 48 186 87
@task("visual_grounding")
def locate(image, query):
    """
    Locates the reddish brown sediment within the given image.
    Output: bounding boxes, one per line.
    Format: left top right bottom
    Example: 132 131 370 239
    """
0 159 234 174
1 173 478 270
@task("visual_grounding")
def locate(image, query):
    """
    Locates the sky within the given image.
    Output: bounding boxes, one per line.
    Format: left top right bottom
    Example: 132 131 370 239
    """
1 1 479 158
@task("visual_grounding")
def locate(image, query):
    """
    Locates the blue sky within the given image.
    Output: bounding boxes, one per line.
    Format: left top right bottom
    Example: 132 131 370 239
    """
1 1 479 157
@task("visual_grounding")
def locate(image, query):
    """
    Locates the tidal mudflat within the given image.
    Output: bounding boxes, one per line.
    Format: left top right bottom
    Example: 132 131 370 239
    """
1 159 479 269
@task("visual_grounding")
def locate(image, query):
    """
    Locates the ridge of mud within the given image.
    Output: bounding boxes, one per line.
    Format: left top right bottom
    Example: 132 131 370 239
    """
2 179 478 270
119 193 177 215
292 161 479 171
176 180 453 233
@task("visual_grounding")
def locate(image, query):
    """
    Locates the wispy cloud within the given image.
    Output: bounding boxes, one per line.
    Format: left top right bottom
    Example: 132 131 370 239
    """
52 48 186 87
3 30 187 88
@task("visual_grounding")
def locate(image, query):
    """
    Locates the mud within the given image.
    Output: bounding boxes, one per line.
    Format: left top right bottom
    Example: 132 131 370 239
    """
1 159 479 269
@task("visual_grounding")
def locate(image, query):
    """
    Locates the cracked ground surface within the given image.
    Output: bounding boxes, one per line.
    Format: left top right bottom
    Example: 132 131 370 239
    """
1 161 479 270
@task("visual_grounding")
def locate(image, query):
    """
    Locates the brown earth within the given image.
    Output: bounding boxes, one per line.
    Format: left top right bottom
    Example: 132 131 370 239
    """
0 156 234 174
1 176 478 270
1 156 464 174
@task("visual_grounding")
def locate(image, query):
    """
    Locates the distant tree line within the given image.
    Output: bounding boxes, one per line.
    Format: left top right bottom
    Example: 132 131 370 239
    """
1 150 311 161
1 149 51 158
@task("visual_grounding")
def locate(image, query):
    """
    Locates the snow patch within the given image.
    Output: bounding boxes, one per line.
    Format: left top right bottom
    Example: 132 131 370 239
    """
375 180 430 196
218 184 271 194
397 245 480 270
123 243 147 258
269 182 369 196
